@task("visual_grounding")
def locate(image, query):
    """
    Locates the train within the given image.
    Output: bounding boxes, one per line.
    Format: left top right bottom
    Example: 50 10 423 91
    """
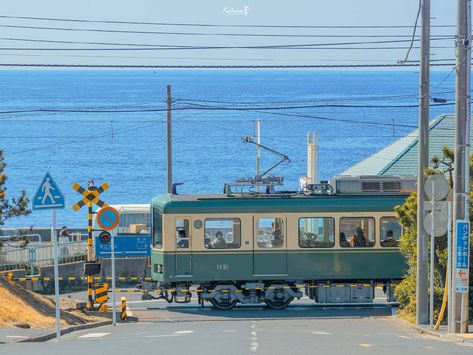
149 176 415 309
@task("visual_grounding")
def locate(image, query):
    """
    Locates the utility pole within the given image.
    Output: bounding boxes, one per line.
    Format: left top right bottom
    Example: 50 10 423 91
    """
416 0 430 326
452 0 471 334
314 131 319 184
166 84 172 194
256 119 261 192
306 132 318 184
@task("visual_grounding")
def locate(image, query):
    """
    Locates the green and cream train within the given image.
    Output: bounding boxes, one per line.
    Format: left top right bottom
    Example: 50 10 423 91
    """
150 177 414 309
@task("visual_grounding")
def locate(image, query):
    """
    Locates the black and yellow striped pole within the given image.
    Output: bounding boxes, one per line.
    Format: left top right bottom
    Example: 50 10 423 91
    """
72 181 109 311
87 201 93 310
121 297 127 322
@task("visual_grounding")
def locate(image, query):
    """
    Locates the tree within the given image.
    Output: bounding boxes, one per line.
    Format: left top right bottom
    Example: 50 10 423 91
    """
0 149 30 225
394 146 473 320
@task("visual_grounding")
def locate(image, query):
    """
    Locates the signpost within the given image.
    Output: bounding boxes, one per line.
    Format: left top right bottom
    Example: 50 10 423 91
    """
33 172 65 341
96 206 120 326
424 174 449 328
455 220 470 293
72 181 109 310
96 206 120 231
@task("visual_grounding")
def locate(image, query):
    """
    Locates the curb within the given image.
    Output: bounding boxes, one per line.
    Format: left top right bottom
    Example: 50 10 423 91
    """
391 314 467 342
19 320 112 343
85 310 139 323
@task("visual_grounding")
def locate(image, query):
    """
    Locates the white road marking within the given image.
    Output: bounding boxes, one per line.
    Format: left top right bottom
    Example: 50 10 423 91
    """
126 305 134 317
78 332 110 339
398 335 411 339
5 335 28 339
250 321 258 353
223 330 237 333
359 344 373 348
145 334 182 338
174 330 194 334
312 331 332 335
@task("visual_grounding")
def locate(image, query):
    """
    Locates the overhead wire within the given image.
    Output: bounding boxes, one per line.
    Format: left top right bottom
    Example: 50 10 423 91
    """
401 0 422 63
0 63 455 68
0 99 456 116
0 14 456 29
0 36 454 48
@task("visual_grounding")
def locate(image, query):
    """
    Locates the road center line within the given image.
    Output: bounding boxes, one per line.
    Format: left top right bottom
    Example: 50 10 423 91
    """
78 332 110 339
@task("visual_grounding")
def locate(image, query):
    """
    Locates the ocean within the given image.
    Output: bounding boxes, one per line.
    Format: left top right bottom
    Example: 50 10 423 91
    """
0 70 456 228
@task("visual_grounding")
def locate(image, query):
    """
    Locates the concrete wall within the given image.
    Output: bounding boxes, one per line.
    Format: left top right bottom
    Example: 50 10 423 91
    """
99 257 150 278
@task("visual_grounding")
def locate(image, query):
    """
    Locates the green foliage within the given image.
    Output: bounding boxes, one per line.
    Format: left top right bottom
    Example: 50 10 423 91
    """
0 149 30 225
395 146 473 321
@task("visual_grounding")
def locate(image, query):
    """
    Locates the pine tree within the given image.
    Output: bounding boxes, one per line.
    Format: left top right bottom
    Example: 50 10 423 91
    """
0 149 30 225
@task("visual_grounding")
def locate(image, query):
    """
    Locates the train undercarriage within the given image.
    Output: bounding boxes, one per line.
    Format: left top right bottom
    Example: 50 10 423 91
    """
141 280 398 310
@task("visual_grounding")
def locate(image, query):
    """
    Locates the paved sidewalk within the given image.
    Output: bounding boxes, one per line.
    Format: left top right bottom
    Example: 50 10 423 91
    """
393 317 473 343
0 327 54 344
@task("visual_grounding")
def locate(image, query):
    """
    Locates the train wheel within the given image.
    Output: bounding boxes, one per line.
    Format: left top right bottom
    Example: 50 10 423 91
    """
264 282 293 309
209 283 238 310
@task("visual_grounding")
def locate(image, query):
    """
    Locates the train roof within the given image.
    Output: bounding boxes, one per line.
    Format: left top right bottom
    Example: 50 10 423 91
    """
151 193 408 214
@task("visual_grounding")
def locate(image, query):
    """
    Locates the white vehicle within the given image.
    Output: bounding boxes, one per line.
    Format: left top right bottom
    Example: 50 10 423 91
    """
93 204 151 257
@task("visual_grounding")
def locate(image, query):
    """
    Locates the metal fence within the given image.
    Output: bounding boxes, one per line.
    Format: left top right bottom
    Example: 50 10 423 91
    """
0 239 87 274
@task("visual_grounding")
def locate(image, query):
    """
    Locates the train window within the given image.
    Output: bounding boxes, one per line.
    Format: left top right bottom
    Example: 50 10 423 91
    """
152 208 162 248
118 213 150 235
204 218 241 249
299 217 335 248
339 217 375 248
176 218 191 249
257 217 284 248
380 217 402 247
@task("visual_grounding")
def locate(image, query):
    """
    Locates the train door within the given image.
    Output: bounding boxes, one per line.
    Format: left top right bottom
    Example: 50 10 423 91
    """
253 215 288 276
175 217 192 276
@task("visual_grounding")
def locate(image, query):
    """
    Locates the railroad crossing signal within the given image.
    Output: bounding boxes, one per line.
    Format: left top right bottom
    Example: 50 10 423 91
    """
72 180 110 311
72 182 109 211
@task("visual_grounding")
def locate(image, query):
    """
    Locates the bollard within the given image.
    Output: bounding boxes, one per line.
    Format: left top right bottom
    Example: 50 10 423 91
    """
121 297 127 321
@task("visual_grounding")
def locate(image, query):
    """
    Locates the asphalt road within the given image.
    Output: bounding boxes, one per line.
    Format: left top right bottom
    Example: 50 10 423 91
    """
2 289 472 354
3 314 473 355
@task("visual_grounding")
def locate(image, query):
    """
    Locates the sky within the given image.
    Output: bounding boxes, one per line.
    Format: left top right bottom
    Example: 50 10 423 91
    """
0 0 458 67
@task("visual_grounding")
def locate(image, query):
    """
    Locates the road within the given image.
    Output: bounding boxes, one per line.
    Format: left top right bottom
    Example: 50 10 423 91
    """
2 289 472 354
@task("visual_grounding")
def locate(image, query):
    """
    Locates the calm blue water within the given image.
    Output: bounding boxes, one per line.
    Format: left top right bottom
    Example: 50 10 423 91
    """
0 70 455 228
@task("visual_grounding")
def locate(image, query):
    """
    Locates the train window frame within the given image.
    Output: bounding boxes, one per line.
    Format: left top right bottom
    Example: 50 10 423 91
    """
152 207 163 249
298 217 335 248
204 218 241 249
256 217 285 249
175 217 191 249
380 216 402 248
339 217 375 248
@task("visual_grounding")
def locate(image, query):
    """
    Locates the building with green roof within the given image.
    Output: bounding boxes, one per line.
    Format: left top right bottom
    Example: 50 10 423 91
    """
339 114 459 177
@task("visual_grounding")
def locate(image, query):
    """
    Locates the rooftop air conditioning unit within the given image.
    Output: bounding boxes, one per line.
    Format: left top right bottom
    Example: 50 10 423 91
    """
330 175 416 195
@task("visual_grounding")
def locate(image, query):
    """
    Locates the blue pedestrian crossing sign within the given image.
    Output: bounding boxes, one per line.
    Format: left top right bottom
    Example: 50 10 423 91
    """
33 173 65 210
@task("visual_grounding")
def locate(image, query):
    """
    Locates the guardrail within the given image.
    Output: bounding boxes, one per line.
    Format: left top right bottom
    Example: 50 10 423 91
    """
0 240 87 273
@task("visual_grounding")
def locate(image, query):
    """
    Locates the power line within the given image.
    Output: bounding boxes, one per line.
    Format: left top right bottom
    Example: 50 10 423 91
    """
0 15 456 29
401 0 422 63
0 99 455 116
0 27 455 39
0 63 455 68
0 36 454 48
